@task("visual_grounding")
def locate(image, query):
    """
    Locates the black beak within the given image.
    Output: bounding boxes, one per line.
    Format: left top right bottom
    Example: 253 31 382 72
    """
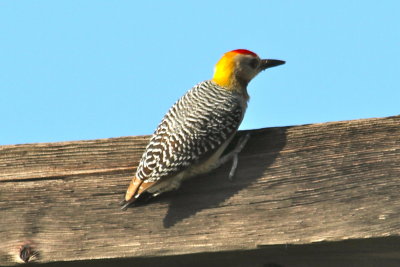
260 59 285 70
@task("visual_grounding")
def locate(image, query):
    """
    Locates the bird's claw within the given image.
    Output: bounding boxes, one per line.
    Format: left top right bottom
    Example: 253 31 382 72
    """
228 133 250 181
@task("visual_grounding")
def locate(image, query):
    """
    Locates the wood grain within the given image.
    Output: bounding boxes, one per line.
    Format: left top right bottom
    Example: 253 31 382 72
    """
0 116 399 266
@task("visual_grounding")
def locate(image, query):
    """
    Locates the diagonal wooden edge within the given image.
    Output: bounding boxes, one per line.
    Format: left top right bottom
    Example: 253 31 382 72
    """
0 115 399 265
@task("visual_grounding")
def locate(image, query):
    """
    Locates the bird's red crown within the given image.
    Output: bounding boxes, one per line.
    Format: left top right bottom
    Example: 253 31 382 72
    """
230 49 258 57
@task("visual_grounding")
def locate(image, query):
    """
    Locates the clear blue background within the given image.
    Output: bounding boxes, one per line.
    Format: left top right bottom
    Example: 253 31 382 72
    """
1 1 399 145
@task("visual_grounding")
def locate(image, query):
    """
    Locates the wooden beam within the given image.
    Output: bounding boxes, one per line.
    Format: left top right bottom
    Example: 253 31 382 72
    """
0 116 399 266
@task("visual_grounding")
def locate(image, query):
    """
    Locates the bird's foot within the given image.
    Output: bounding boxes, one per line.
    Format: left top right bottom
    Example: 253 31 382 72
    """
217 133 250 181
228 133 250 181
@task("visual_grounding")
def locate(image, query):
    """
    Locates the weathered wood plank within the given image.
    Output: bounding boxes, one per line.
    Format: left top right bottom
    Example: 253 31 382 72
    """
0 135 149 181
0 116 399 266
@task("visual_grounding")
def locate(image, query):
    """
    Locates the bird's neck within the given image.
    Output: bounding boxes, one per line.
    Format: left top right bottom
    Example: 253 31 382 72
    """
212 76 249 99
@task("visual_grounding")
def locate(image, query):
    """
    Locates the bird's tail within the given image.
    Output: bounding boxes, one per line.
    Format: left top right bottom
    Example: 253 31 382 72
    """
125 176 143 201
120 176 156 210
120 176 142 210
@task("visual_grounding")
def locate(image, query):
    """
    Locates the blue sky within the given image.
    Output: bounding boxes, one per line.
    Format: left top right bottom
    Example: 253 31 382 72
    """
1 1 399 145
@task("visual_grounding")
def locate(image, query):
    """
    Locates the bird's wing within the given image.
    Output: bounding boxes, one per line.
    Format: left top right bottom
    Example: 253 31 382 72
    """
136 81 244 186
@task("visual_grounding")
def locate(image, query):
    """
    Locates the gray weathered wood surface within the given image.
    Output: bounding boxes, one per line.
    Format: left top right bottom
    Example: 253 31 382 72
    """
0 116 399 266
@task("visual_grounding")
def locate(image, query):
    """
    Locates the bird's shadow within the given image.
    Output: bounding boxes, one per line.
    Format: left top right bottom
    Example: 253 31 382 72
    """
157 127 288 228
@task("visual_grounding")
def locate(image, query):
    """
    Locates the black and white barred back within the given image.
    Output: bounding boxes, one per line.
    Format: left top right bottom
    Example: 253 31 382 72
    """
136 80 247 183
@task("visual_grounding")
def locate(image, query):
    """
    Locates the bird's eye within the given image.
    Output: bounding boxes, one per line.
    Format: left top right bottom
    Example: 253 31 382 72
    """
249 58 258 69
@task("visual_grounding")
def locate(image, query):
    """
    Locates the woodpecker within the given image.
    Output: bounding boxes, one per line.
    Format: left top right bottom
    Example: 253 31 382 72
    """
121 49 284 210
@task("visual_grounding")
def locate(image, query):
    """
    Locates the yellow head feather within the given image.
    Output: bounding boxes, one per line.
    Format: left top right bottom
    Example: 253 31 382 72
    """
212 49 259 90
212 51 238 89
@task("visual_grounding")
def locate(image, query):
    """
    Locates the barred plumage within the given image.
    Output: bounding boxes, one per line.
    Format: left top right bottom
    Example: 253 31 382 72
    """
137 80 246 184
121 49 284 209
